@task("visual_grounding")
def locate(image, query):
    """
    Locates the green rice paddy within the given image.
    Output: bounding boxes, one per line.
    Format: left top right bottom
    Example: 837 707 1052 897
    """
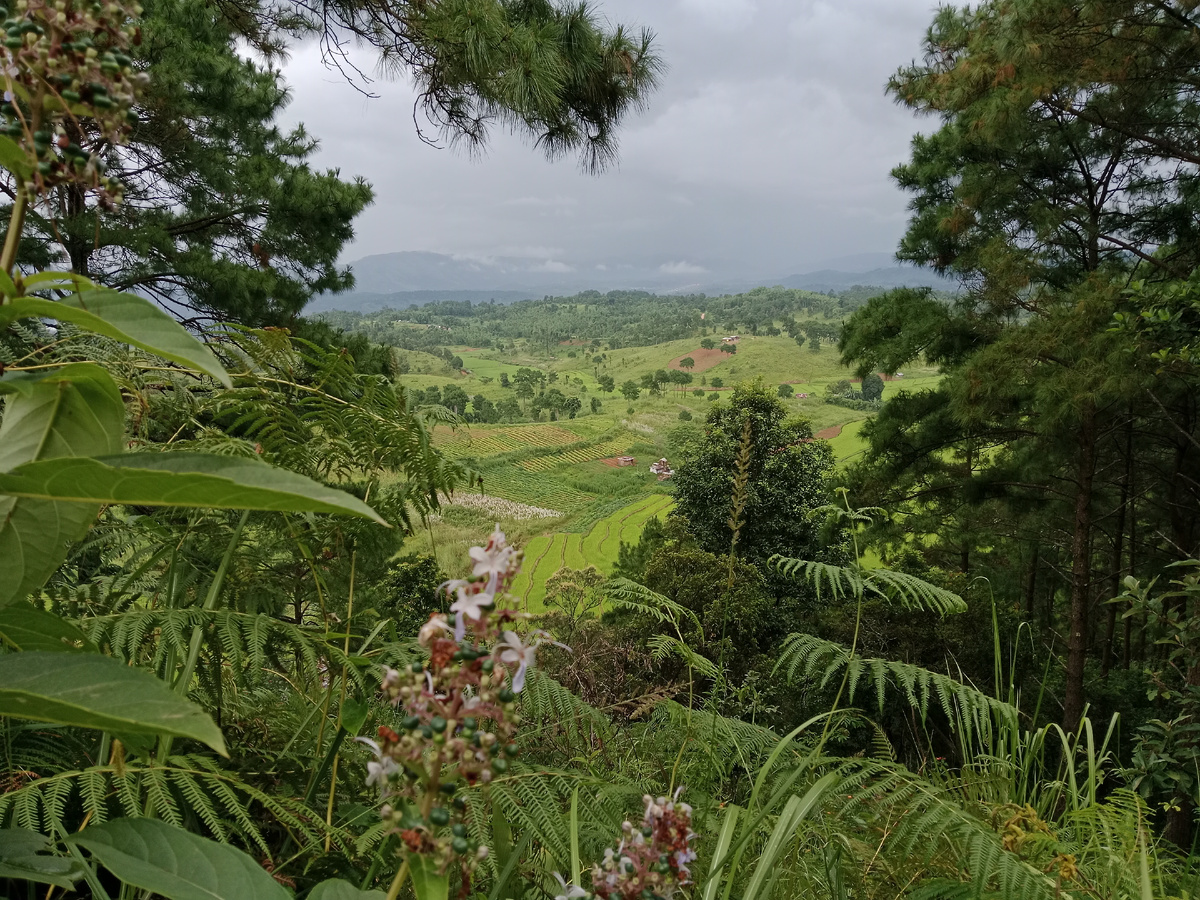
509 494 675 610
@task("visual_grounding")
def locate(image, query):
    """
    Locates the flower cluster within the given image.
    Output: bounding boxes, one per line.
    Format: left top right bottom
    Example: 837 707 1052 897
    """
0 0 145 203
362 528 560 878
587 792 698 900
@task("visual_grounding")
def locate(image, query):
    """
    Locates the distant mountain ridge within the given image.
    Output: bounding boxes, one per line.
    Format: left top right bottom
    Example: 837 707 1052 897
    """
306 250 955 313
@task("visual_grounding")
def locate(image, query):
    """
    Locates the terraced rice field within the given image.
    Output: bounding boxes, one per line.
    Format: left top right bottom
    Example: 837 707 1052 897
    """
436 424 581 459
509 494 675 610
517 438 634 473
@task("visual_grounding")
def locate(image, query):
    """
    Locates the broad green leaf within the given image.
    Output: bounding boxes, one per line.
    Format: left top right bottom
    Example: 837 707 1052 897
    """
0 365 125 607
309 879 387 900
68 818 289 900
0 653 226 754
340 696 370 734
0 290 231 386
407 852 450 900
0 134 32 179
0 452 386 523
0 604 95 652
0 365 124 470
0 827 85 888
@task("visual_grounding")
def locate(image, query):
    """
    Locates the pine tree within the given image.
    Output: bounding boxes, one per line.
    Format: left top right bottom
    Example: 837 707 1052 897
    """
22 0 372 324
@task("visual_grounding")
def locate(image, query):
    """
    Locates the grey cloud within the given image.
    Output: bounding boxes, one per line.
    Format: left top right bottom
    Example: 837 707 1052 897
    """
278 0 943 284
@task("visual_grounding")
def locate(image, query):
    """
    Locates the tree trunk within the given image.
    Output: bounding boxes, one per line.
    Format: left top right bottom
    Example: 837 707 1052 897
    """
1063 401 1098 734
1024 544 1039 619
1102 418 1133 677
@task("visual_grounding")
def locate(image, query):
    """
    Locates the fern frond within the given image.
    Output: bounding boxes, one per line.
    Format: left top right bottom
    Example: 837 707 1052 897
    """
604 578 693 626
775 633 1017 734
768 557 965 614
768 558 865 603
0 755 343 858
647 635 721 680
829 758 1060 900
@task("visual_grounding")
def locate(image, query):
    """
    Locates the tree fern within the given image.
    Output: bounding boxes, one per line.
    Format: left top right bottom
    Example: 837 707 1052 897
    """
604 577 694 627
0 755 345 859
826 757 1062 900
775 633 1017 735
82 608 369 690
769 555 967 615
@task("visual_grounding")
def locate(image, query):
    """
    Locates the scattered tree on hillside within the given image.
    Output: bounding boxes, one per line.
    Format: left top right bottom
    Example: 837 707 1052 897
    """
671 380 837 565
621 380 640 401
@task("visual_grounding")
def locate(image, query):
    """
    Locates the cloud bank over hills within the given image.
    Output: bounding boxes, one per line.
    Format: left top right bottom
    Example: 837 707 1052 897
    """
306 251 954 314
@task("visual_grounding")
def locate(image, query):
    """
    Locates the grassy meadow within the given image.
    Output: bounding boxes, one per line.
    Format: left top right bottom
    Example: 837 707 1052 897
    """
396 330 938 600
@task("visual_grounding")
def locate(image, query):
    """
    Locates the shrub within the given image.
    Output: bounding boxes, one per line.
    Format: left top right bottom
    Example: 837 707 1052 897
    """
678 410 693 421
777 384 793 398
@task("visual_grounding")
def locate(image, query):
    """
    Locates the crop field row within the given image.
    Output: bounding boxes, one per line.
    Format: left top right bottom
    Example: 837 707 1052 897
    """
516 438 633 472
436 424 581 459
509 494 675 610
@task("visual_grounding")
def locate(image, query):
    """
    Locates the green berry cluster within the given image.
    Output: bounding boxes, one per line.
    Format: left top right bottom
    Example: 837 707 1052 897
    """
0 0 145 204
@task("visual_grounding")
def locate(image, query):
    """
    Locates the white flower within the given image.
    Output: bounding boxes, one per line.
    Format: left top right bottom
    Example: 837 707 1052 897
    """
468 526 515 591
356 737 398 793
552 873 588 900
366 757 399 791
418 614 451 646
450 585 495 640
498 630 538 692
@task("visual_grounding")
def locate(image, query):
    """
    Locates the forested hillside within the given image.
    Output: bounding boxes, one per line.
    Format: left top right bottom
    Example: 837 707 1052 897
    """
318 284 879 352
1 1 1199 900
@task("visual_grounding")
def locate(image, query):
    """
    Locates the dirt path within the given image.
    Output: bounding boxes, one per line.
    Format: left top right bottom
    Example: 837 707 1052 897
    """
815 425 843 440
668 347 729 373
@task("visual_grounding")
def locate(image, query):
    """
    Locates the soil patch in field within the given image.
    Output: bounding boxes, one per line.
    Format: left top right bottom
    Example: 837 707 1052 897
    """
669 347 728 373
815 425 843 440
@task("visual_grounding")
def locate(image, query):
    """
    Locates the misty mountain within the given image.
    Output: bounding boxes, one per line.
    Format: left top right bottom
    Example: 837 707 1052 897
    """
778 267 953 292
307 250 954 313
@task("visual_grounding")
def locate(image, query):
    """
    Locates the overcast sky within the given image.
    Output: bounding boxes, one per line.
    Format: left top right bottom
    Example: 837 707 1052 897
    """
278 0 942 277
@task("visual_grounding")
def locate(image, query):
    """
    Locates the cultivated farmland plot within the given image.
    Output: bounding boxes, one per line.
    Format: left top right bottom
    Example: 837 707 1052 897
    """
509 494 675 609
517 438 634 472
436 424 581 459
